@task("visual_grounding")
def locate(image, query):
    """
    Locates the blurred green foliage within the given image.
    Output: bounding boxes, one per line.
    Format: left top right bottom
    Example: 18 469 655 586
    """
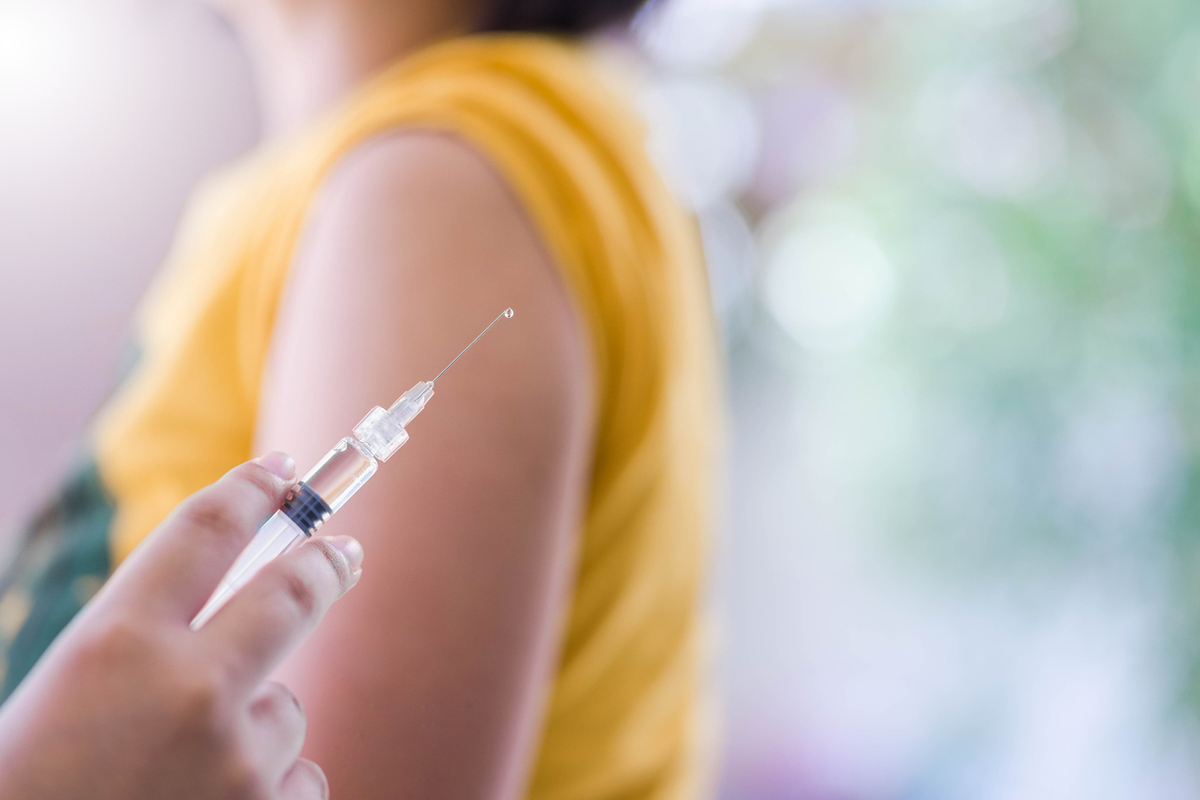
740 0 1200 720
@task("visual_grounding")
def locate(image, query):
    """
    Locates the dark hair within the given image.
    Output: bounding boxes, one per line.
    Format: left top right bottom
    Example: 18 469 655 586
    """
485 0 653 34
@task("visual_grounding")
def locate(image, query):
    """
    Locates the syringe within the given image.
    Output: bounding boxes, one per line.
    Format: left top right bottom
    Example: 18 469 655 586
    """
191 308 514 629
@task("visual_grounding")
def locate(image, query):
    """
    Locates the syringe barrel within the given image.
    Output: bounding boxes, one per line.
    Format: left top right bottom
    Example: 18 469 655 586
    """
299 437 378 517
190 437 379 629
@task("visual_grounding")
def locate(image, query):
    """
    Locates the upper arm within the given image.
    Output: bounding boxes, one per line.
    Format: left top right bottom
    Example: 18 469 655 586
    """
256 131 594 799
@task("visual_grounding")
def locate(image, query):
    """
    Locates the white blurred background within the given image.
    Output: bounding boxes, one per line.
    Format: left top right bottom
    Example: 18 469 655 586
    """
7 0 1200 796
0 0 256 536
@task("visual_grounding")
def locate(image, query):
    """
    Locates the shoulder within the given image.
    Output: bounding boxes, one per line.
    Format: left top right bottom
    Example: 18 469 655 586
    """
314 130 534 251
266 128 594 468
298 130 554 305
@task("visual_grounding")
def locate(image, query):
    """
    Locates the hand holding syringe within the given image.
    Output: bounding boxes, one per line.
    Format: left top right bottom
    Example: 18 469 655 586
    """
192 308 514 629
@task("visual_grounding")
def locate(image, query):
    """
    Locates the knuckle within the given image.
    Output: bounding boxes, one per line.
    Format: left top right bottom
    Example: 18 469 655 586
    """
231 461 283 506
258 680 305 725
163 669 241 763
180 493 246 541
72 618 154 668
305 539 353 595
278 569 320 619
175 669 227 736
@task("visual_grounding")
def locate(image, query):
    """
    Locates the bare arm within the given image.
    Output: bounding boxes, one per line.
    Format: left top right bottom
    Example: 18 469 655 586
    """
257 132 594 799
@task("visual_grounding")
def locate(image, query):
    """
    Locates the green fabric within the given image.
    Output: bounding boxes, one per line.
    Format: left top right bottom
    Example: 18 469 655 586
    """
0 458 113 701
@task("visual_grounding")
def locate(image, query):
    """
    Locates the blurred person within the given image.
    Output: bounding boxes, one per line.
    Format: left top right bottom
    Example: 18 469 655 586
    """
0 454 364 800
0 0 720 798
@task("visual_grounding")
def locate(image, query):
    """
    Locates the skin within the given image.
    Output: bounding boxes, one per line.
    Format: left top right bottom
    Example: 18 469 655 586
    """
211 0 486 135
0 453 366 800
259 137 594 797
230 1 596 797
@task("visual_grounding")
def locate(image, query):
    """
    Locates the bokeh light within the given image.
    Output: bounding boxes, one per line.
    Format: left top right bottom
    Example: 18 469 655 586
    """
762 203 895 352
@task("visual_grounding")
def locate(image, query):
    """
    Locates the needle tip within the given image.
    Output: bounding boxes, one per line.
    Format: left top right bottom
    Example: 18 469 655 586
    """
430 307 515 384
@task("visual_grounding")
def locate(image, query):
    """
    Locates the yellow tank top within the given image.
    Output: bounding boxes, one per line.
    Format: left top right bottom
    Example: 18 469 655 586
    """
88 34 719 799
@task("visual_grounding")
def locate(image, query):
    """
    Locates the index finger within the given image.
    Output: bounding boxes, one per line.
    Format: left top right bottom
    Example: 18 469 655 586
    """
203 536 363 692
106 455 297 619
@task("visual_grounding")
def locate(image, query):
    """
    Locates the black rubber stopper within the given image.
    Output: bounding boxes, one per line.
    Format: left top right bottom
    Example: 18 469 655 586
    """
281 482 333 536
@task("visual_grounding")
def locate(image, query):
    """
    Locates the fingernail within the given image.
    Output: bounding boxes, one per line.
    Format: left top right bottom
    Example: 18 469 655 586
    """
328 536 364 572
255 451 295 480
